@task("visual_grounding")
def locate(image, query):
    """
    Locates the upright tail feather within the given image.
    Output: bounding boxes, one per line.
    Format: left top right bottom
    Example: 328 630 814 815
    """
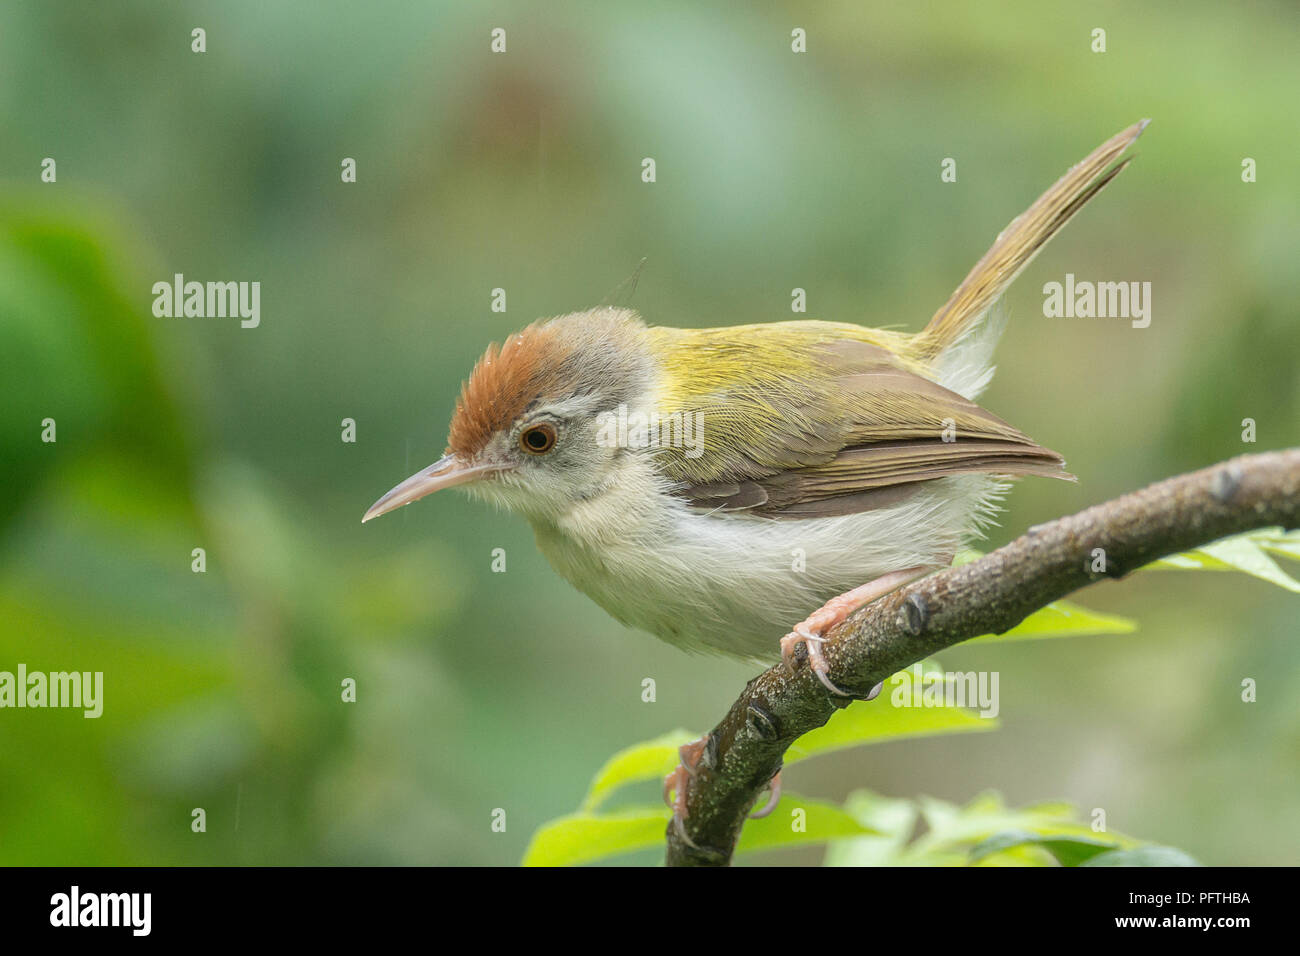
912 119 1149 361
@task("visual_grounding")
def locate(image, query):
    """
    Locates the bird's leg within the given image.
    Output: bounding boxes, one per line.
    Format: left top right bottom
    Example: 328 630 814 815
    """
670 565 934 840
781 566 931 696
663 735 709 847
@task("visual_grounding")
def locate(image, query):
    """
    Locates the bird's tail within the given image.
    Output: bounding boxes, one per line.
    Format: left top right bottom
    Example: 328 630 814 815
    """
911 119 1149 365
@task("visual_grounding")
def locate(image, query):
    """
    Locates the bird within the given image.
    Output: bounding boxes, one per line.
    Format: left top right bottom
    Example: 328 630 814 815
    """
364 120 1147 824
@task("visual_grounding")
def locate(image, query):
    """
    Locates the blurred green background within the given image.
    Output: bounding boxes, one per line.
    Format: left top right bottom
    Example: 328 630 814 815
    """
1 0 1297 865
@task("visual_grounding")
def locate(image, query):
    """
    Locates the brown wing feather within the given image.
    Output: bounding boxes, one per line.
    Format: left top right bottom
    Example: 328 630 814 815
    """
667 343 1070 518
677 432 1070 518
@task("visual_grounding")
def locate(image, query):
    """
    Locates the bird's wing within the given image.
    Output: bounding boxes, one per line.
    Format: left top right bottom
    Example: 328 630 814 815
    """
648 324 1070 519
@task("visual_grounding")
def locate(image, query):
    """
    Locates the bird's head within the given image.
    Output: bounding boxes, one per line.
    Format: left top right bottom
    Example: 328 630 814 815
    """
363 308 655 524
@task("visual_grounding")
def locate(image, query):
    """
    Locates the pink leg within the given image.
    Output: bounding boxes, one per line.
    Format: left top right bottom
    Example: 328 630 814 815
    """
781 566 930 696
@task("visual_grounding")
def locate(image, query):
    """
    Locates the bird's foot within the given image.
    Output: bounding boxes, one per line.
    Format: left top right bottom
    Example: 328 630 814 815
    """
748 769 782 819
663 735 710 847
664 736 783 844
781 566 931 696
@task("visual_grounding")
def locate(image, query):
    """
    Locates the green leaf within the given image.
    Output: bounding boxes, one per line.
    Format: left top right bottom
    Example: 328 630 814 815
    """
788 671 996 764
1258 529 1300 563
917 791 1087 845
522 793 876 866
961 528 1300 649
1080 846 1202 867
1148 530 1300 593
950 552 1137 642
521 806 670 867
822 791 920 867
969 600 1137 643
821 790 1149 868
914 793 1148 868
969 829 1119 866
736 795 879 855
956 527 1300 650
578 729 697 812
575 664 999 813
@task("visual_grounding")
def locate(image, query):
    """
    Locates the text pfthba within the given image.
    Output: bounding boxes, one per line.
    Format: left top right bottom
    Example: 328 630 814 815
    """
152 274 260 328
1042 274 1151 328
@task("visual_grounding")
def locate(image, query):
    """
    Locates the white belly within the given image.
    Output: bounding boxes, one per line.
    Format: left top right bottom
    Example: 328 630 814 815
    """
532 474 1006 661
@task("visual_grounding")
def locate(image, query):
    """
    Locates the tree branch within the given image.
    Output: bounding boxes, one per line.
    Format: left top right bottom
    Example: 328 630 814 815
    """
665 449 1300 866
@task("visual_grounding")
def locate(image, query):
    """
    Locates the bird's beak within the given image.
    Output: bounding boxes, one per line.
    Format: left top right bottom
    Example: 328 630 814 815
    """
362 454 504 523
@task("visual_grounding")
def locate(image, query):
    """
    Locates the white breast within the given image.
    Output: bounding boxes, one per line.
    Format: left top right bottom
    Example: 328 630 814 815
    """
532 464 1007 662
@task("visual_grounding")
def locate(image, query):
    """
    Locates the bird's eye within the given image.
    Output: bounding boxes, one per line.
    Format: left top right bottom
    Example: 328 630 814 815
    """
519 423 557 455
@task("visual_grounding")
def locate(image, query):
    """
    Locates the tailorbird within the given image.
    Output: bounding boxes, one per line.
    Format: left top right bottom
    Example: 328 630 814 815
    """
364 120 1147 819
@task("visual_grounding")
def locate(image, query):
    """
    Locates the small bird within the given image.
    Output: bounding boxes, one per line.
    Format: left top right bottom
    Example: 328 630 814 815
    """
365 121 1146 820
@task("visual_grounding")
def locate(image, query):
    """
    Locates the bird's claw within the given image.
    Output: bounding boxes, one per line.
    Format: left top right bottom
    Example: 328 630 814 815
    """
781 625 853 696
748 769 783 819
781 567 932 697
